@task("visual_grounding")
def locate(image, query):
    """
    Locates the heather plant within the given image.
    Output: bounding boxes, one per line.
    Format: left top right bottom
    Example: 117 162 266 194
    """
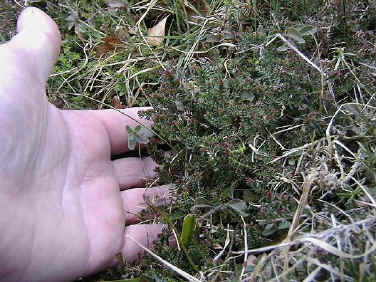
135 1 376 279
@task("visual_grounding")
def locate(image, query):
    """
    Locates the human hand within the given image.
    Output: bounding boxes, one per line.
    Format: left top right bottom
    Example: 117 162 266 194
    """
0 7 170 281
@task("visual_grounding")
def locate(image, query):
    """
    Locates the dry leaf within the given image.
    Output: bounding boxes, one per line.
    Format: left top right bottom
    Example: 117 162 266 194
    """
146 16 168 46
188 0 209 16
112 95 126 109
197 0 209 15
65 10 86 41
65 10 79 31
213 243 223 250
96 35 122 57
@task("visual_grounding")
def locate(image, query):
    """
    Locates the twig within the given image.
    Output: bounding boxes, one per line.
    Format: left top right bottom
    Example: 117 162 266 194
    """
266 34 327 77
239 216 248 279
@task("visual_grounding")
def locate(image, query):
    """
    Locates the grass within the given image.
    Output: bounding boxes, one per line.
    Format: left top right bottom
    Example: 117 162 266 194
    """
1 0 376 281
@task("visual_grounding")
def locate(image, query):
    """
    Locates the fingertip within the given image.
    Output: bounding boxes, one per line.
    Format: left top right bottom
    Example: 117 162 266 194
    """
122 224 166 263
114 156 158 190
18 7 60 45
10 7 61 81
121 185 173 224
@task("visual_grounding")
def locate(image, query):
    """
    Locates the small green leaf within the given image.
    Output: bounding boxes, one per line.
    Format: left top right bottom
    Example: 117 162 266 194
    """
65 10 79 31
136 129 153 145
126 125 137 150
180 214 196 246
139 126 154 138
298 25 317 36
262 223 277 236
223 79 230 89
277 44 289 52
133 125 142 133
126 125 154 149
278 220 290 230
135 135 147 144
227 200 249 217
286 27 305 44
241 91 255 102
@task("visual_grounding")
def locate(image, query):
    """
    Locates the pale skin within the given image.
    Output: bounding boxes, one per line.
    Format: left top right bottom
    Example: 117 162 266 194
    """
0 7 171 282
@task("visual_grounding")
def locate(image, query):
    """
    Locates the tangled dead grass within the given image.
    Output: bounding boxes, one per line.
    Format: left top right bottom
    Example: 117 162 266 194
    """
243 136 376 281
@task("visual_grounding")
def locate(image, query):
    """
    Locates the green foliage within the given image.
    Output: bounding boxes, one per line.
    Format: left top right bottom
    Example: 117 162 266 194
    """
278 24 317 51
126 125 154 150
144 41 325 199
180 214 197 247
136 0 376 278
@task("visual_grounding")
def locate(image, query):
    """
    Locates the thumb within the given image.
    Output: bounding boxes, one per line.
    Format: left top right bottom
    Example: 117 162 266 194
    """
7 7 61 83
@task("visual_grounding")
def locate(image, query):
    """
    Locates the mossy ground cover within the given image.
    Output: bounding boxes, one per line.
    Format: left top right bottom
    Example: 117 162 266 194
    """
1 0 376 281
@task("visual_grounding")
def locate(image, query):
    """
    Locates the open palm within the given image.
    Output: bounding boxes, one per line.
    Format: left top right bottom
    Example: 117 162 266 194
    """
0 7 169 281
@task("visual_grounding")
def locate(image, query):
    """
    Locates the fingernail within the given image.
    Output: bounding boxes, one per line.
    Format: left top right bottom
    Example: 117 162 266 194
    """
17 7 39 32
17 7 52 34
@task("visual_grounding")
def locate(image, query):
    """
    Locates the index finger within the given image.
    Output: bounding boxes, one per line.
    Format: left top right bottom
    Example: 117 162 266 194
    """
92 107 153 154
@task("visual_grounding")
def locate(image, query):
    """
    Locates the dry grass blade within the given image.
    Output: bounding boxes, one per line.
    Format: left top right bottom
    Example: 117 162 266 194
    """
302 237 376 259
239 216 248 279
305 257 353 281
183 18 209 70
265 33 327 77
213 227 231 262
126 235 201 282
282 172 315 274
